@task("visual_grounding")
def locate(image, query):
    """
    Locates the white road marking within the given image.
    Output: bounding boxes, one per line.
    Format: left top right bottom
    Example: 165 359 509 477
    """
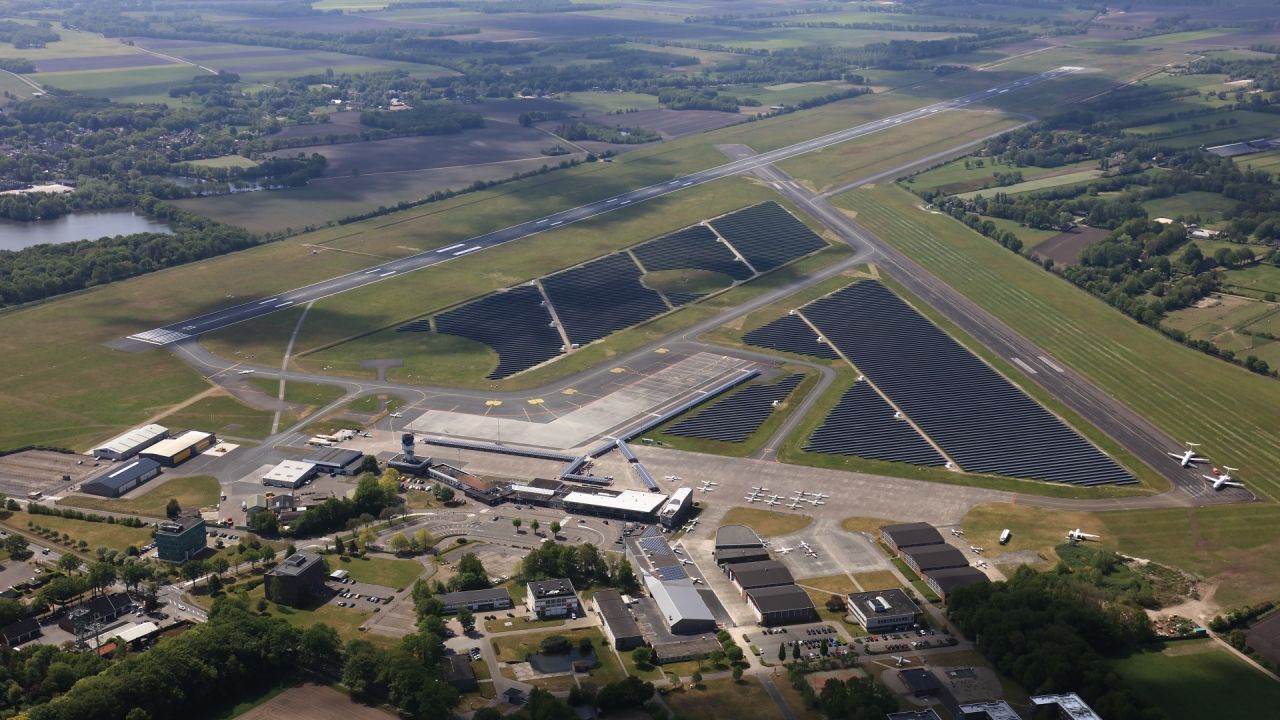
275 301 294 308
257 297 279 304
1038 355 1066 373
437 243 465 253
453 246 482 256
550 221 562 227
1012 357 1038 374
379 271 396 277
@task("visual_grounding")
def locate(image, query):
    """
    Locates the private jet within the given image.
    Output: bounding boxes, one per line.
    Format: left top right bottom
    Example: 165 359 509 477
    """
1204 467 1245 490
1066 529 1100 544
682 519 699 532
1168 442 1208 468
691 578 702 585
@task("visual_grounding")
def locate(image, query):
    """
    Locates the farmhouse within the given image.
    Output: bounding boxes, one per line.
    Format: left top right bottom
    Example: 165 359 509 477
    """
80 458 162 498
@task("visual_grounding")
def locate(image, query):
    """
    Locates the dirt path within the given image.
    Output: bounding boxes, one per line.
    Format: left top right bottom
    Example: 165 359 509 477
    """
140 386 225 426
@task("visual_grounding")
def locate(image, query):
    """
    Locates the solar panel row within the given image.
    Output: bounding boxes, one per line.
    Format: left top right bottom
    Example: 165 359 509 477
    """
431 285 565 379
542 253 669 346
801 281 1134 485
805 381 946 466
632 225 754 281
742 314 841 360
664 374 805 443
709 202 828 273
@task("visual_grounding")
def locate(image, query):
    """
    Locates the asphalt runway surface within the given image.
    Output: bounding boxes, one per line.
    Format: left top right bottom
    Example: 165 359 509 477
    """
122 68 1080 347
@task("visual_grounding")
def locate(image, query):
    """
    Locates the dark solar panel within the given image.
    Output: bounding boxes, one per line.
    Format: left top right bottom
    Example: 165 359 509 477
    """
801 281 1134 485
742 314 841 360
639 537 671 556
709 202 827 273
805 380 945 466
428 285 564 380
654 564 688 581
664 374 805 443
633 225 754 282
541 253 669 345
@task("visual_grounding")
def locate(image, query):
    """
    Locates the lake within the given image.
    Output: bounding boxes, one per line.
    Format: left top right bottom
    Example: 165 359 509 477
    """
0 211 174 251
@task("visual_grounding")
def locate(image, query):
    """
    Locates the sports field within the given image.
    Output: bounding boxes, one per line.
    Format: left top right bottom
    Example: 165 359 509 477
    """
833 185 1280 502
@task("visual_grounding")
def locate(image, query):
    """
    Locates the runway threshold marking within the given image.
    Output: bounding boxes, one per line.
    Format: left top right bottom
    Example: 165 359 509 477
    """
437 243 465 253
1011 357 1038 374
1037 355 1066 373
453 246 482 256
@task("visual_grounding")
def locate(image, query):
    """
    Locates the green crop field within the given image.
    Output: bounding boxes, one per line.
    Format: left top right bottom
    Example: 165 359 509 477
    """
184 155 259 170
954 168 1103 200
831 185 1280 502
1113 639 1280 720
909 158 1098 196
1142 192 1240 225
59 475 220 518
34 65 211 104
1234 150 1280 173
0 21 148 60
1127 29 1239 47
559 91 660 113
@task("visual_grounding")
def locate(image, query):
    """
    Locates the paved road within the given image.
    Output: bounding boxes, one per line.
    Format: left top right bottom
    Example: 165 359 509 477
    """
753 163 1252 506
122 68 1081 347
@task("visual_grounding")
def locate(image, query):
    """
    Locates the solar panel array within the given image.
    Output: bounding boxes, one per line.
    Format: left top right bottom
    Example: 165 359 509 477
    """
632 225 754 281
709 202 827 273
664 374 804 443
638 536 672 557
805 381 945 466
541 253 668 345
742 314 841 360
430 286 564 379
802 281 1134 485
654 564 688 581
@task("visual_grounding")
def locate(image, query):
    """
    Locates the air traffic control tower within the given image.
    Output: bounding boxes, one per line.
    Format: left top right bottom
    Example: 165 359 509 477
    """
388 431 432 476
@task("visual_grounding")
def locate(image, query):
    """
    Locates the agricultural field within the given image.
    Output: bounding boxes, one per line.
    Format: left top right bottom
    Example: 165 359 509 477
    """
557 90 661 113
1233 150 1280 174
1163 294 1280 370
1123 110 1280 149
1112 639 1280 720
183 155 259 170
124 38 452 80
953 168 1103 200
1142 192 1241 226
33 65 212 105
909 158 1100 197
832 184 1280 502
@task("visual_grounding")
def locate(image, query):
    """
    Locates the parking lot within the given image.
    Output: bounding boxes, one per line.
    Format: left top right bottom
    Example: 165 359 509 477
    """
0 450 100 499
744 623 851 662
861 627 955 655
324 577 397 611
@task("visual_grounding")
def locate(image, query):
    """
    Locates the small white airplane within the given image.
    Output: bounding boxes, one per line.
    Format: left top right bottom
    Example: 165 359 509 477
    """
807 498 825 507
1204 467 1244 490
969 545 984 554
744 495 761 503
787 499 804 510
763 498 781 506
892 656 911 667
798 541 812 551
1066 529 1100 544
672 546 682 554
691 577 702 585
236 369 255 375
682 519 699 532
750 486 769 493
389 412 404 418
698 481 717 492
811 492 829 500
680 558 694 566
776 546 794 555
1168 442 1208 468
950 528 965 537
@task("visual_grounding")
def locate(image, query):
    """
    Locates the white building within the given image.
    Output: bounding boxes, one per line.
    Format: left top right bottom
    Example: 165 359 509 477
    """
262 460 317 489
526 578 580 618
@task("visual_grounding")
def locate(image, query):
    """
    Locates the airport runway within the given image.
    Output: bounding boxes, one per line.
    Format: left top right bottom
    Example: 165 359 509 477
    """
122 68 1081 347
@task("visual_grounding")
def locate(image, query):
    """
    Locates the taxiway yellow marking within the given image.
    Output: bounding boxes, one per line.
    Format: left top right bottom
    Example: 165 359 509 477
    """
655 347 669 354
561 388 577 395
610 367 626 374
484 399 503 406
527 398 544 405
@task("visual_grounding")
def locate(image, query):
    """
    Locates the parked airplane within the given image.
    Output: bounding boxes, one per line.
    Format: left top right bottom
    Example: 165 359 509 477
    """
969 545 984 554
892 656 911 667
787 499 804 510
763 498 781 506
807 498 825 506
750 486 769 493
682 519 699 532
236 369 255 375
1203 467 1244 490
680 558 694 566
698 481 717 492
776 546 794 555
1168 442 1209 468
798 541 812 551
949 528 965 537
1066 529 1100 544
691 577 702 585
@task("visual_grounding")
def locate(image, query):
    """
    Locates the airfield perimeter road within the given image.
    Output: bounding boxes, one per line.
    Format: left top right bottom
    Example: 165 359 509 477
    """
122 67 1079 347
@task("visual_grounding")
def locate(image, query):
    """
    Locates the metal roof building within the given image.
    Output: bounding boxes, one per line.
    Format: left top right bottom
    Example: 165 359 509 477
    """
888 711 942 720
593 589 644 650
656 487 693 527
725 560 794 593
715 524 765 550
309 448 364 475
880 522 944 551
644 572 716 635
714 546 771 565
901 544 969 574
93 424 168 460
925 567 990 601
80 458 162 498
262 460 317 489
744 584 817 627
140 430 215 467
438 587 513 614
562 489 668 520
